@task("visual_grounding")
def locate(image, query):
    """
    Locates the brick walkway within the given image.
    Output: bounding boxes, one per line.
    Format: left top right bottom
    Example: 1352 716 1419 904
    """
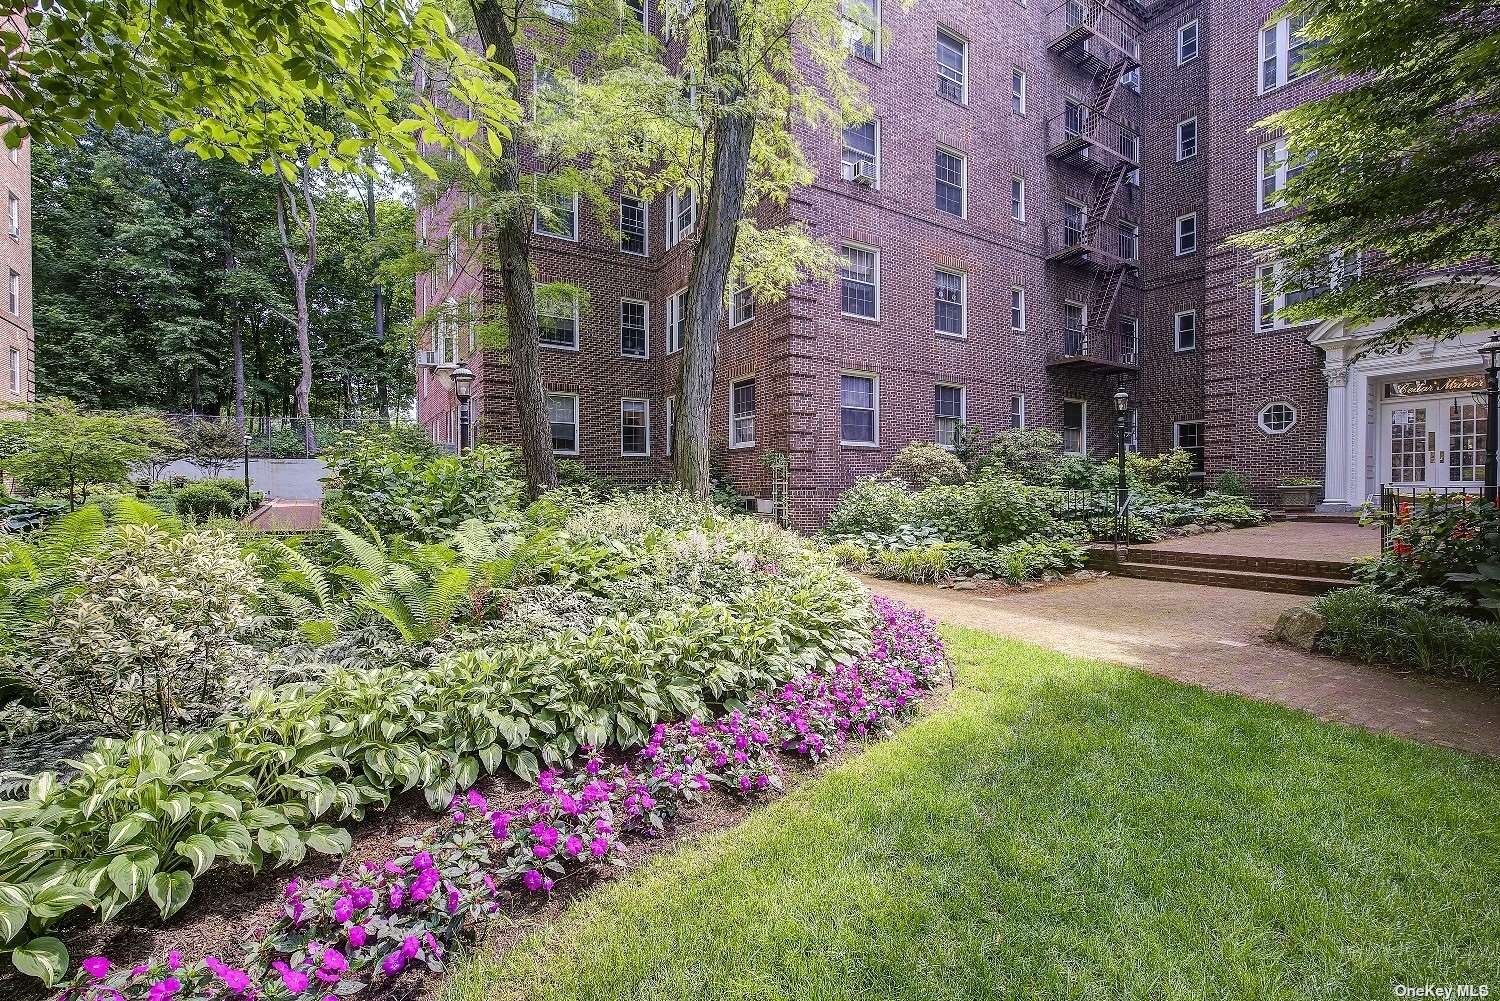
242 500 322 532
1137 520 1379 563
868 575 1500 758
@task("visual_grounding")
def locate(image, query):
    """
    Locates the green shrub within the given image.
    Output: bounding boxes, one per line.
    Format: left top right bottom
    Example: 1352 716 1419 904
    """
1313 585 1500 682
955 426 1066 482
1359 496 1500 603
1212 470 1250 496
172 479 250 521
868 544 954 583
321 442 524 539
885 443 968 489
825 478 916 538
825 540 871 569
912 477 1062 548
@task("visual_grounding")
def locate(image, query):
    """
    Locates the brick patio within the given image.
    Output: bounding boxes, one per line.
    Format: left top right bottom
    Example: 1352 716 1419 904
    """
1135 520 1380 564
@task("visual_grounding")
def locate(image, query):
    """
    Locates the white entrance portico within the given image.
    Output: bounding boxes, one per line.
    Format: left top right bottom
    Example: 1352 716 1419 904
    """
1309 290 1495 511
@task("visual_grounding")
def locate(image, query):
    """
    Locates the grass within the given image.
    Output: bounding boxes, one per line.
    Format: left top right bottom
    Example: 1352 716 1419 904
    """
443 626 1500 1001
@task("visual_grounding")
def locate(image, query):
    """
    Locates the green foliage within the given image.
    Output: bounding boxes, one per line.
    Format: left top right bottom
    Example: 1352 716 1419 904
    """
1313 585 1500 683
824 479 917 539
1233 0 1500 350
17 525 264 731
1360 497 1500 617
0 399 181 509
884 443 968 489
172 479 251 522
321 442 524 540
1212 470 1250 497
954 426 1066 482
911 478 1064 550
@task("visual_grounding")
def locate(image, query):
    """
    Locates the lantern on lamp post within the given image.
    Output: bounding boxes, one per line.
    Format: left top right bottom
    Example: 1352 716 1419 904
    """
451 364 475 455
1113 386 1131 547
1479 335 1500 502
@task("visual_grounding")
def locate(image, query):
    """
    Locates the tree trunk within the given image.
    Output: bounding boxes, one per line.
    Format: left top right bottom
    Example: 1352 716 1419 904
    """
275 162 319 455
673 0 755 499
366 172 391 421
231 319 246 430
471 0 557 499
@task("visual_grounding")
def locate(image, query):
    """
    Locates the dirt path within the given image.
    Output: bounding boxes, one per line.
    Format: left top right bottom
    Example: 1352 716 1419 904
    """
869 576 1500 758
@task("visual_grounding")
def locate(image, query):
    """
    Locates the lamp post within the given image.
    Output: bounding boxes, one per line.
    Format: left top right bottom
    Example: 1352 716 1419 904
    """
1481 335 1500 503
1113 386 1131 547
451 364 475 455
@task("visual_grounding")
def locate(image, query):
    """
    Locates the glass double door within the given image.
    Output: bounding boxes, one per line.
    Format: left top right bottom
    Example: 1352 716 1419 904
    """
1384 396 1489 488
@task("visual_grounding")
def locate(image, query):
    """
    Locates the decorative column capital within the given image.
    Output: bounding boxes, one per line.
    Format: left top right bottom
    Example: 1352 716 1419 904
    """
1324 364 1349 388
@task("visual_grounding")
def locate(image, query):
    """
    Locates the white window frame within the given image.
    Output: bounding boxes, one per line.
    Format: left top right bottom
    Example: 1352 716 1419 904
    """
1257 139 1306 213
1062 398 1087 455
667 287 688 353
1174 310 1198 352
1010 393 1026 430
934 383 966 448
1256 260 1334 332
1011 175 1025 222
729 378 756 448
936 27 968 105
6 270 18 317
839 371 880 447
1260 16 1313 95
6 192 17 240
935 145 967 218
7 346 18 395
533 190 579 242
541 0 575 23
840 243 880 321
841 118 880 187
1257 401 1298 435
620 197 649 256
620 398 652 456
729 287 755 328
1177 19 1199 65
934 268 967 339
843 0 881 63
1010 286 1026 332
537 286 580 351
1174 213 1198 256
547 392 580 455
1177 117 1197 161
1118 221 1140 262
1012 68 1026 115
626 0 648 31
1121 314 1140 361
620 298 650 359
667 188 696 248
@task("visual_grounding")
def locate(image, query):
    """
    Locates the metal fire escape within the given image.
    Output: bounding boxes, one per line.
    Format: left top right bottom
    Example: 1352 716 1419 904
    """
1043 0 1141 374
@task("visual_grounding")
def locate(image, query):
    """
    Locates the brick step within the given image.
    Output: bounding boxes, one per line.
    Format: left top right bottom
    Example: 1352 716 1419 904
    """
1097 559 1349 596
1094 547 1357 580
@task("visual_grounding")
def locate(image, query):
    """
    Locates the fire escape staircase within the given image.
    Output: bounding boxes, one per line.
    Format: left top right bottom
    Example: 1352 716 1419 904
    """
1044 0 1141 375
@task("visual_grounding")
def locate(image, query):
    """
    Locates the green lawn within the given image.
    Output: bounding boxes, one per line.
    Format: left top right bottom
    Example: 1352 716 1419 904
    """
443 627 1500 1001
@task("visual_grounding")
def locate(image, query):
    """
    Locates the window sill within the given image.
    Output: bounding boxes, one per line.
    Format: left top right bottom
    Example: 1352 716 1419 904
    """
839 441 880 449
621 248 649 258
541 343 580 353
552 449 580 457
936 331 967 341
840 312 880 324
621 352 650 361
620 451 651 458
728 441 755 450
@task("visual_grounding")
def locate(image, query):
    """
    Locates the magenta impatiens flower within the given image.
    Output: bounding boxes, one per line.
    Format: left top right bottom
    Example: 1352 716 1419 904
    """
83 957 111 979
348 924 368 948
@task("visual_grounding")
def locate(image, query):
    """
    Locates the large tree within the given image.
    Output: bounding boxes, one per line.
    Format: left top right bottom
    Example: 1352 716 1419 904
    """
1239 0 1500 349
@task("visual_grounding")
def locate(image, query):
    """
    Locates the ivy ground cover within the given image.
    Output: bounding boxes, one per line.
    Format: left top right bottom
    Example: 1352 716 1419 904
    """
445 627 1500 1001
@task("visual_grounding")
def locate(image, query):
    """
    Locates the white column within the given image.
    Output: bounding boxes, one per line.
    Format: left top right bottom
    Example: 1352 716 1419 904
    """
1318 361 1354 511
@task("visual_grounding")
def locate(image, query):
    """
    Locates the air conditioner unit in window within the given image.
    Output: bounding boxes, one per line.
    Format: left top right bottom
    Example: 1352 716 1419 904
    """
416 349 439 367
852 160 877 186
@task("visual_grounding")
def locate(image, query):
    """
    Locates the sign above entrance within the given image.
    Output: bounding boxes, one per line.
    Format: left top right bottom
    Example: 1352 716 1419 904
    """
1383 374 1484 399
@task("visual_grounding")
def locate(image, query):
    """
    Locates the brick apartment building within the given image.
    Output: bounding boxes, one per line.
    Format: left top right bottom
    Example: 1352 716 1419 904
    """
415 0 1496 525
0 10 32 413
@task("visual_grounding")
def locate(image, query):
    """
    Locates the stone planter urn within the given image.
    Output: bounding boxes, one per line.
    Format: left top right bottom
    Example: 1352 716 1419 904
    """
1275 482 1321 511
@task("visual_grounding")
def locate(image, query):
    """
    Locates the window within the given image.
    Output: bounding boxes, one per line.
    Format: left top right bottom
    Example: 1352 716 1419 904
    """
538 287 579 349
935 147 965 217
625 0 647 29
446 231 459 283
6 192 17 240
1175 213 1197 255
729 287 755 327
1120 315 1140 363
840 245 878 319
1123 65 1140 92
839 373 878 445
668 287 688 352
1174 310 1197 351
842 120 879 186
664 398 675 455
621 399 650 456
541 0 575 22
6 346 17 395
1064 300 1086 353
1257 139 1306 213
1177 19 1199 64
1064 99 1087 138
532 64 572 123
934 269 965 338
547 393 579 454
935 385 965 447
1011 175 1025 221
1062 399 1086 454
1261 15 1314 94
1012 68 1026 114
1175 421 1205 475
1177 118 1197 161
843 0 880 62
620 197 648 255
1010 286 1026 332
1064 199 1087 246
936 28 967 104
534 189 578 240
729 379 756 447
1258 401 1297 434
1118 221 1139 262
6 270 17 317
667 188 696 247
1010 393 1026 430
1256 260 1331 331
1125 408 1140 453
620 299 649 358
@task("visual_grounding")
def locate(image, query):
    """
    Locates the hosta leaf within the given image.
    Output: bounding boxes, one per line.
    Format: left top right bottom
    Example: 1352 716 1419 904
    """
11 935 68 985
147 870 193 919
175 834 217 876
305 825 351 856
505 750 539 784
107 850 158 900
0 894 26 943
27 884 92 921
106 817 145 851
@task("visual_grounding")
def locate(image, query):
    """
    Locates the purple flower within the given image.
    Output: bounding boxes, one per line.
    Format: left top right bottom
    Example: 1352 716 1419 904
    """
564 835 584 856
401 935 421 959
522 869 545 891
348 925 368 949
381 952 405 976
589 837 609 857
83 957 111 979
167 951 182 972
280 968 309 994
333 896 354 923
412 852 433 870
322 949 347 974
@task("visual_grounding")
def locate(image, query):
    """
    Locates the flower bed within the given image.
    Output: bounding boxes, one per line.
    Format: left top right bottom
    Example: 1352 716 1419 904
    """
49 598 945 1000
